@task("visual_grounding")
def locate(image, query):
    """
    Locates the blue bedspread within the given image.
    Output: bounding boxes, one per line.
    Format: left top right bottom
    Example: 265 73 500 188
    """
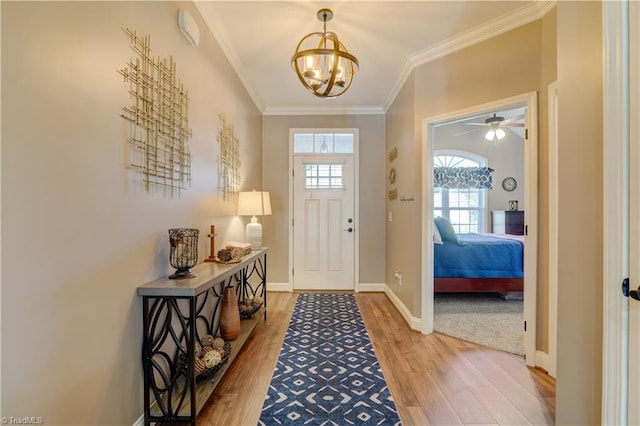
434 234 524 278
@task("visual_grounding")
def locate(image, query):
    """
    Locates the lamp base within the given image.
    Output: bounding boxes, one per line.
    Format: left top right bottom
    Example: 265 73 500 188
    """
246 218 262 249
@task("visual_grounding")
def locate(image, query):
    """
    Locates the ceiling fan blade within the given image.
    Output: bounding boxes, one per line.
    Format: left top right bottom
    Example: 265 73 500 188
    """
453 128 482 136
504 113 525 123
466 122 487 126
503 122 525 127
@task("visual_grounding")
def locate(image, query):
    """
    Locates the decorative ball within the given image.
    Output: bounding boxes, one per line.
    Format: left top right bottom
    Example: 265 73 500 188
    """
194 357 207 375
214 347 226 357
252 296 263 307
203 350 222 368
201 334 214 347
212 337 225 350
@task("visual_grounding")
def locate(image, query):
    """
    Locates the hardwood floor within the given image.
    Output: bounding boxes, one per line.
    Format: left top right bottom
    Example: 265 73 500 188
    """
196 291 555 425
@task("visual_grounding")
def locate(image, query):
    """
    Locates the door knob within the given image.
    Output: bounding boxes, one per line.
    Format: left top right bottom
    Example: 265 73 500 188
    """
344 227 353 233
623 279 640 301
347 218 353 223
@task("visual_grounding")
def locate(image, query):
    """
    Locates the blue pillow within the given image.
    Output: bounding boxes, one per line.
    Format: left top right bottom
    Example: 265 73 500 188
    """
434 216 464 245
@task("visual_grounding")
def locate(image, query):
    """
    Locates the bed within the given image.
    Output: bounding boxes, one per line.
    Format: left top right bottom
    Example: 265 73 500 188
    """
433 233 524 293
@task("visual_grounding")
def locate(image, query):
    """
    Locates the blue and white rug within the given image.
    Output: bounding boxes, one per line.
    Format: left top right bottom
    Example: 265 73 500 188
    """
259 293 402 425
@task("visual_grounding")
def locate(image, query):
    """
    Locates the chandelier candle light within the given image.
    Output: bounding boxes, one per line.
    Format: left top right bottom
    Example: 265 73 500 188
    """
238 191 272 249
291 8 359 98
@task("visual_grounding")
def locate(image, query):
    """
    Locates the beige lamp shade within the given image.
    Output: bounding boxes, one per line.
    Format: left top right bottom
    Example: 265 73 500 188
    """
237 191 272 216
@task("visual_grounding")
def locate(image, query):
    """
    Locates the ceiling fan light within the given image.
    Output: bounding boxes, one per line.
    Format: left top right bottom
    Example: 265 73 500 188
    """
485 129 496 141
495 128 506 140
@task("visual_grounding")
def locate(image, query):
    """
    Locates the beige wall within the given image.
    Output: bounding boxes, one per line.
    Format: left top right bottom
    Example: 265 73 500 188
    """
261 114 386 285
1 1 261 423
386 20 550 322
556 2 603 423
385 74 419 312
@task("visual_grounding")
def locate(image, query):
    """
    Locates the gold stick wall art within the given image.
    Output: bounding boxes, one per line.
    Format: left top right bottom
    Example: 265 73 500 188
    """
118 28 192 196
217 113 241 201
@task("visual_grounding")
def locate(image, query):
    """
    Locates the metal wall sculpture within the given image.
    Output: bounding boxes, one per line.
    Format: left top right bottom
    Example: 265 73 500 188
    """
118 28 192 196
217 113 241 201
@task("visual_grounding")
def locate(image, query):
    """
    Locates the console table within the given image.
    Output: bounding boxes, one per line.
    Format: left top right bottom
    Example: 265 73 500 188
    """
137 248 267 425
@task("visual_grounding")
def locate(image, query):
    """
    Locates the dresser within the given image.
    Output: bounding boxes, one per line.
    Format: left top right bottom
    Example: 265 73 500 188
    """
491 210 525 235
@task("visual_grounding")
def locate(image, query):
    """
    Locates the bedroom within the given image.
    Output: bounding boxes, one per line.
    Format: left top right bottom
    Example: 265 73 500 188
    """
430 106 527 356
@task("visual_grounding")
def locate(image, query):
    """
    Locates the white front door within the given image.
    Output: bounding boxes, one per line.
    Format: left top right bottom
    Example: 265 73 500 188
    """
628 1 640 423
293 155 355 290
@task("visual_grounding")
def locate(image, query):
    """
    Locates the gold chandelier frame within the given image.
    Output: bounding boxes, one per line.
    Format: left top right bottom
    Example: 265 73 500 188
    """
291 9 359 98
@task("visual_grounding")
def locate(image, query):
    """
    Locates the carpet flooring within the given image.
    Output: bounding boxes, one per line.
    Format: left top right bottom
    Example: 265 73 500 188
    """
433 292 524 356
259 293 401 425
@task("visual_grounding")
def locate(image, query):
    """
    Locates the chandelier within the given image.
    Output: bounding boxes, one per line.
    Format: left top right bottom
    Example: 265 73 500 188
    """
291 8 359 98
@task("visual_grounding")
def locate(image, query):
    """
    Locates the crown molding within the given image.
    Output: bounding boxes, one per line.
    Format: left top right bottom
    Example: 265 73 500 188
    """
263 106 385 116
383 0 556 112
194 3 265 114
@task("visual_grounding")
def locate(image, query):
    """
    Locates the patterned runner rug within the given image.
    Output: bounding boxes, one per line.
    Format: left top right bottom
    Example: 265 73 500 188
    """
259 293 402 425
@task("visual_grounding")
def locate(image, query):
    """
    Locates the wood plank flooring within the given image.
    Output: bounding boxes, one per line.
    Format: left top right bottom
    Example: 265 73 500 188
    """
195 291 555 425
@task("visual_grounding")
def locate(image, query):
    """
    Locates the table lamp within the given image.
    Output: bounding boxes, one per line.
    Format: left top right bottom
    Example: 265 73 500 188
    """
237 190 272 249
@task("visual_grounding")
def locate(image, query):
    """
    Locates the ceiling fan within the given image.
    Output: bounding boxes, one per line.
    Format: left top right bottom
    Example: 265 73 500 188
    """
456 113 525 141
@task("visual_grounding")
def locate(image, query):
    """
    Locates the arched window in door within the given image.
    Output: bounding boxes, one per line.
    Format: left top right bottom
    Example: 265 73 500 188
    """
434 150 489 233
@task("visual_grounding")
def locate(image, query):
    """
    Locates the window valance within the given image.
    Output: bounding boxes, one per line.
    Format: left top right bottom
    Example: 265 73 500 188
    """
433 167 494 189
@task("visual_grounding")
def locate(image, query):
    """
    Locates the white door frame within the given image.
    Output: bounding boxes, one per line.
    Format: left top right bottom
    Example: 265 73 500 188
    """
602 0 630 423
288 128 360 293
547 80 559 378
421 92 538 367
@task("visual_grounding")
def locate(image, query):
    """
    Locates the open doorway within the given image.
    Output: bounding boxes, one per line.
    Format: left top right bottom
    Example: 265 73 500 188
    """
421 92 538 366
431 106 526 356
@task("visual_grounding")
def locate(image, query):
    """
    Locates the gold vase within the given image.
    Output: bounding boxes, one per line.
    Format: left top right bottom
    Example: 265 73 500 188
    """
220 286 241 340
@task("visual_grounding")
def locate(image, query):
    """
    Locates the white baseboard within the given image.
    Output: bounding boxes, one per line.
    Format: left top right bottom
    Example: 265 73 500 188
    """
535 350 549 373
132 413 144 426
267 282 292 292
358 282 386 292
383 285 422 331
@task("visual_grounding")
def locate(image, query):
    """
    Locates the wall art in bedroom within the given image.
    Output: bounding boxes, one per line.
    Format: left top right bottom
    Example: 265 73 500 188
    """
118 28 192 197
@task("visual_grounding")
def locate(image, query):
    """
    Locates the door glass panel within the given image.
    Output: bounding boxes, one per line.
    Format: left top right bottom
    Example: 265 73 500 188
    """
315 134 334 153
294 133 314 153
305 163 345 190
293 132 355 154
334 134 354 153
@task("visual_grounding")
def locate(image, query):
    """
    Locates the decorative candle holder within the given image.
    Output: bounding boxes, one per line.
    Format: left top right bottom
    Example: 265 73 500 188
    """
168 228 199 279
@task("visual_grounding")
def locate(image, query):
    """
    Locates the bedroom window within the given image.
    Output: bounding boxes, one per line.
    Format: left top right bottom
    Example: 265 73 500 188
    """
433 151 488 233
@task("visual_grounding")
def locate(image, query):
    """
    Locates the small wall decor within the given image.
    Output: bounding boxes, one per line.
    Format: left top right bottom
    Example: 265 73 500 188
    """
118 28 192 196
388 167 396 185
388 147 398 163
217 113 241 201
509 200 519 211
388 147 398 201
